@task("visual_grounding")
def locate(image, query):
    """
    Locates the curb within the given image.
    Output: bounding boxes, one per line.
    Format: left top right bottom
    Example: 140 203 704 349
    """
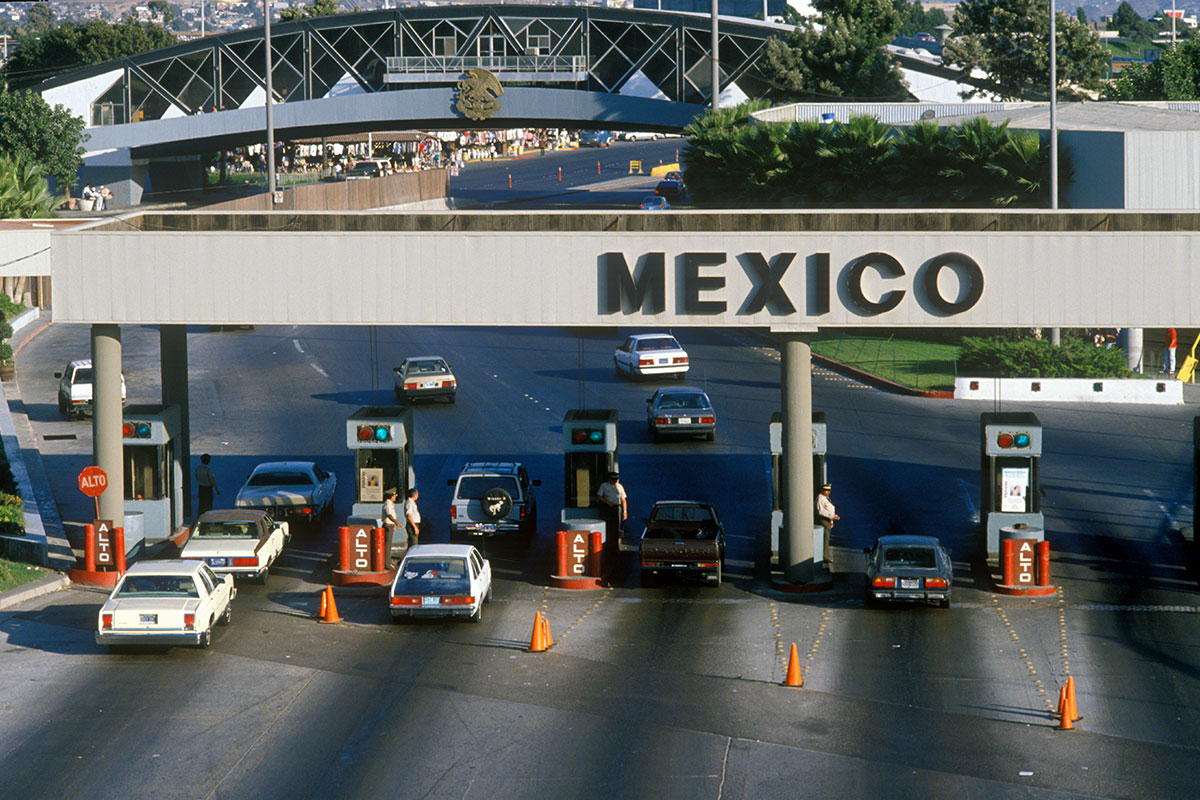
812 353 953 398
0 572 70 611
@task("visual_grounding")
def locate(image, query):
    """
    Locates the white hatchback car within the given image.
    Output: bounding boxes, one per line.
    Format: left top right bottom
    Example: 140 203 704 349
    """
96 560 235 649
388 544 492 623
613 333 690 380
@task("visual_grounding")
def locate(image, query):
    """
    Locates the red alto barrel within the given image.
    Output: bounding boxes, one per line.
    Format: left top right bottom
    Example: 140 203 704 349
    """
1001 538 1015 585
557 531 569 577
84 523 96 572
339 527 351 572
373 527 387 572
1036 540 1051 586
114 527 126 574
589 531 603 577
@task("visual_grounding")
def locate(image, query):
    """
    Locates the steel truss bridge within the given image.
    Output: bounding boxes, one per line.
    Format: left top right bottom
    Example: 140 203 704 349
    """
40 5 785 150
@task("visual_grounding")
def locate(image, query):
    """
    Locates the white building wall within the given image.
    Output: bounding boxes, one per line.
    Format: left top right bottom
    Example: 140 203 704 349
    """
1124 131 1200 209
39 68 122 125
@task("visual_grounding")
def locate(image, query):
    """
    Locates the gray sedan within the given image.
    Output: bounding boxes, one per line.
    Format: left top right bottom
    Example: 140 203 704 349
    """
645 386 716 442
863 535 952 608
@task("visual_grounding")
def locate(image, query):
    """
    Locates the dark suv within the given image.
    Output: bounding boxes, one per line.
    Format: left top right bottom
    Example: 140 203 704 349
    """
448 461 540 537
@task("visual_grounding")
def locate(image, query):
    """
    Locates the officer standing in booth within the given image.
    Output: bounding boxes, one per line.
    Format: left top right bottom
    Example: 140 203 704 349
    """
596 471 627 535
815 483 839 568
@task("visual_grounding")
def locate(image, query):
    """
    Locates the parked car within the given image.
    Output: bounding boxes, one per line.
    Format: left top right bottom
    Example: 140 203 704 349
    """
639 500 725 585
96 560 235 650
235 461 337 524
613 333 690 380
56 359 126 420
640 195 671 210
621 131 663 141
663 170 683 182
579 130 615 147
646 385 716 442
393 356 457 404
181 508 289 584
388 543 492 622
655 178 687 202
914 31 936 42
448 461 539 537
863 534 953 608
344 160 381 179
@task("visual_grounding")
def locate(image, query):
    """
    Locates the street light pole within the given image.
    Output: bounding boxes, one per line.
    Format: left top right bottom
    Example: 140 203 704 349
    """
711 0 720 110
264 0 276 204
1049 0 1057 211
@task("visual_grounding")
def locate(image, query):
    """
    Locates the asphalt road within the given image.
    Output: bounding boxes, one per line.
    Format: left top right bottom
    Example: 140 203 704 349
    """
2 318 1199 799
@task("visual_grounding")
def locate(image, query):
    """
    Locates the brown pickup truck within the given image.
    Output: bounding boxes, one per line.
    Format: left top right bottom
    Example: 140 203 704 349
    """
638 501 725 586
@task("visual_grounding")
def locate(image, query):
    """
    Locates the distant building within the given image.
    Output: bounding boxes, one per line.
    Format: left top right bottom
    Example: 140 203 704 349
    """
632 0 788 19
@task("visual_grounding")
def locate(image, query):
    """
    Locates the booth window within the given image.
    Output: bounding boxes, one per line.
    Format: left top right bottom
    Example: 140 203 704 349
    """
357 449 400 502
124 445 165 500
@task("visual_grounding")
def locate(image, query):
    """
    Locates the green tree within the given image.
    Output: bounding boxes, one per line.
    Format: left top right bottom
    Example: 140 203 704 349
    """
760 0 909 101
147 1 176 28
0 154 62 218
1076 8 1087 24
22 4 56 33
893 0 949 38
280 0 343 21
0 88 87 190
1107 36 1200 99
3 19 177 90
943 0 1107 100
1111 1 1159 44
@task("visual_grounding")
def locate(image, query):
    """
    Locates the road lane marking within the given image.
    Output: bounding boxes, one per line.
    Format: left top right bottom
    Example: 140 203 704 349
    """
292 339 305 354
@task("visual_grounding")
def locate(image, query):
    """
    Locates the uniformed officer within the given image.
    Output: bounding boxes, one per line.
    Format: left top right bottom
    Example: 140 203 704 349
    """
596 471 627 534
815 483 840 568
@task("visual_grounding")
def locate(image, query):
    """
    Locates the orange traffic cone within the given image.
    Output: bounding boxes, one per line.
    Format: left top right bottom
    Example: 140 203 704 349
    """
317 587 327 619
1066 676 1081 722
542 614 553 648
529 612 547 652
784 643 803 687
1056 685 1073 730
318 585 342 624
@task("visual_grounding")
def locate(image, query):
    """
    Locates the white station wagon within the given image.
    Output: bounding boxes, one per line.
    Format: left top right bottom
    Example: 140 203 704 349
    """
388 544 492 623
96 560 235 650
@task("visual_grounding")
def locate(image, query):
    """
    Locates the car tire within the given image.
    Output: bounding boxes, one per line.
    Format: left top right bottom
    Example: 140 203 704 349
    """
58 396 67 416
706 431 715 442
712 561 722 586
938 598 951 609
641 570 658 588
200 628 212 649
394 387 403 402
485 582 493 603
614 359 622 378
255 568 268 586
469 603 483 623
448 394 456 405
219 602 232 625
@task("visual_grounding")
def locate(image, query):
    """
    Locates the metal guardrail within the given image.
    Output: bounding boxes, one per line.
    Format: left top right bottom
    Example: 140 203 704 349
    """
385 55 587 74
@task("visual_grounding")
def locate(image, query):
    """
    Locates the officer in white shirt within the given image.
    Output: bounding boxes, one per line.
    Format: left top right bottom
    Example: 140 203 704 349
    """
596 471 627 534
815 484 840 568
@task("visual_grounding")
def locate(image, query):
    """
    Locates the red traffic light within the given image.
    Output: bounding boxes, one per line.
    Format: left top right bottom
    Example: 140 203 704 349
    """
571 428 604 445
357 424 391 443
122 421 151 438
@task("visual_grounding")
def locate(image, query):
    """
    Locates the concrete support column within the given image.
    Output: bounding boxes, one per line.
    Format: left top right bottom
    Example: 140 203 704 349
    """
160 325 191 518
1125 327 1144 373
1049 328 1061 346
91 324 124 524
781 334 815 584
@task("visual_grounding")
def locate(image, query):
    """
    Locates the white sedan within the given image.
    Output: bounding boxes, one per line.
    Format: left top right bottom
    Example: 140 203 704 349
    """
235 461 337 524
388 544 492 623
96 560 235 650
613 333 690 380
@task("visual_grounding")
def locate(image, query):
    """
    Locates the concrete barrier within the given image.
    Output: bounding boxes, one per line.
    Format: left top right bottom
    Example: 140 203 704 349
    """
955 376 1184 405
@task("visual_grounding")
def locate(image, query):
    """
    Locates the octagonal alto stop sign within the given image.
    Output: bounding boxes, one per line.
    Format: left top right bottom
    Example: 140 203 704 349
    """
78 466 109 498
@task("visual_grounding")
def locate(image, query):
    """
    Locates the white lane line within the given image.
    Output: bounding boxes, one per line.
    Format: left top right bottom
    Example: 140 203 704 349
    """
293 339 305 354
310 363 328 378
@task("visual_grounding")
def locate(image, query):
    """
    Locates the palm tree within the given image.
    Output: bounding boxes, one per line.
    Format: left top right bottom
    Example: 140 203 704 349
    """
0 155 62 218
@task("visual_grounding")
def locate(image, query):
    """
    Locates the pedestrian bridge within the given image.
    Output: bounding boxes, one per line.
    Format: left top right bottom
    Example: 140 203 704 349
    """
37 4 784 197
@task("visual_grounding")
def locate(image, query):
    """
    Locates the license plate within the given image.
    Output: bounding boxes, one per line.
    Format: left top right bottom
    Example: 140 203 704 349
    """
421 596 441 606
677 417 692 425
476 523 496 532
900 578 920 589
208 557 226 567
658 358 668 364
422 381 438 388
139 614 157 624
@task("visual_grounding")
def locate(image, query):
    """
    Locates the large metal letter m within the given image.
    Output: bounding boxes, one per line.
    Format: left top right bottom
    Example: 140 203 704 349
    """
600 252 666 314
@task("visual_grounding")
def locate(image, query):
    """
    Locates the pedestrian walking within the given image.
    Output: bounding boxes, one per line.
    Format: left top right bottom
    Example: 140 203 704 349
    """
404 488 422 549
382 489 401 555
1164 327 1178 376
815 483 840 568
195 454 220 515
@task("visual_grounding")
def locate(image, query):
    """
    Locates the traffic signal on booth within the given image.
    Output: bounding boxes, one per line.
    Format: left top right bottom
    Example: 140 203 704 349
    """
571 428 604 445
122 421 151 439
996 431 1031 449
357 424 392 443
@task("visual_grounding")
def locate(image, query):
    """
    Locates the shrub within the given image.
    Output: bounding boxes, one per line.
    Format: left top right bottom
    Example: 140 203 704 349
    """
0 460 18 496
0 502 24 535
958 336 1135 378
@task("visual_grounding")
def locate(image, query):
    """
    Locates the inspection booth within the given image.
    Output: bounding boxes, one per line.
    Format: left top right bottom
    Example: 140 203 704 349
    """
346 406 414 523
561 409 619 543
980 412 1044 558
769 411 827 563
121 404 183 549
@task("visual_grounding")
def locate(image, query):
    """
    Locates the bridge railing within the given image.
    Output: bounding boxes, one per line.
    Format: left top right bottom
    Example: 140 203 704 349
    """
385 55 588 76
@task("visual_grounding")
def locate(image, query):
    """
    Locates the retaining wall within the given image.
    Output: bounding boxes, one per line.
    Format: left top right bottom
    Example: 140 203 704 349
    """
955 376 1184 404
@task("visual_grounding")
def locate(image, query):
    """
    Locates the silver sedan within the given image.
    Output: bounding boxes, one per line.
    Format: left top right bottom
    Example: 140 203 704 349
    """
645 386 716 442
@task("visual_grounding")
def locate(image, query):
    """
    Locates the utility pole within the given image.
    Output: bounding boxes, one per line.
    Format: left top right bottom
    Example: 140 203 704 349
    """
265 0 276 204
711 0 720 110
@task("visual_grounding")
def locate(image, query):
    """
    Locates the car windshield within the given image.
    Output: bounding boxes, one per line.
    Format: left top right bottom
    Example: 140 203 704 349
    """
195 521 256 538
642 197 663 205
657 393 708 410
637 337 680 352
393 558 470 594
650 505 714 524
882 546 938 568
457 476 519 499
248 471 314 487
408 360 448 374
115 575 200 598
